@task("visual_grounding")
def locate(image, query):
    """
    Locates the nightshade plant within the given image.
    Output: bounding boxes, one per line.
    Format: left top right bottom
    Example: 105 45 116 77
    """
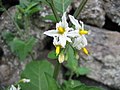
0 0 102 90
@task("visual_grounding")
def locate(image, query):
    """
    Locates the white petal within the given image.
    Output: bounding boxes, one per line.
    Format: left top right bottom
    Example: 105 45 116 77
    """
56 22 62 29
72 35 88 50
66 37 72 42
44 30 58 37
82 35 87 46
62 12 68 28
67 30 79 37
79 21 84 30
53 36 59 46
59 35 66 48
69 15 81 29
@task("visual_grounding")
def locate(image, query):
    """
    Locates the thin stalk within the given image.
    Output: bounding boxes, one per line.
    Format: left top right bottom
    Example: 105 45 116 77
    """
69 71 74 80
24 15 30 31
46 0 60 22
53 60 61 80
73 0 88 19
0 1 21 31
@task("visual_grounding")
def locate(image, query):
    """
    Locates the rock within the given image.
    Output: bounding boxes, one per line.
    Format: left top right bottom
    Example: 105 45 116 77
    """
103 0 120 26
0 6 51 86
72 0 105 27
79 25 120 89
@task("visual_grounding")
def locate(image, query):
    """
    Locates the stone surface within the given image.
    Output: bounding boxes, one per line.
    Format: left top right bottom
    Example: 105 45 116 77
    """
72 0 105 27
79 25 120 89
0 6 51 87
103 0 120 26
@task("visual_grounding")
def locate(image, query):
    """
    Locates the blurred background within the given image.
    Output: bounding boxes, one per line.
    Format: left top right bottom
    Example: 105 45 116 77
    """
0 0 120 90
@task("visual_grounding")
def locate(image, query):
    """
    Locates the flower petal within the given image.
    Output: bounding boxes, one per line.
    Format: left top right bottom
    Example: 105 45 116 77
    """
59 35 66 48
62 12 68 28
44 30 58 37
67 30 79 37
69 15 81 30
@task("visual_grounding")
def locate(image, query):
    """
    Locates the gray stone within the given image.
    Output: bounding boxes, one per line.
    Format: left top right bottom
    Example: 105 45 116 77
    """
72 0 105 27
79 25 120 89
103 0 120 26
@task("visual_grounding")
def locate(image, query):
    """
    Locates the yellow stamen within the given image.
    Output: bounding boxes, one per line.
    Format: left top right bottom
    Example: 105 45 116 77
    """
79 30 88 35
56 45 61 56
82 47 89 55
58 27 65 34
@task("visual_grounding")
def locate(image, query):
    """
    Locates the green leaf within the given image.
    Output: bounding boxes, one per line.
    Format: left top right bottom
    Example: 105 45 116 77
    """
53 0 72 13
62 80 102 90
9 37 36 61
62 80 82 89
26 5 42 16
43 14 56 22
2 31 14 44
76 67 90 75
25 2 39 12
20 60 54 90
74 85 102 90
45 73 60 90
66 45 78 72
47 50 58 59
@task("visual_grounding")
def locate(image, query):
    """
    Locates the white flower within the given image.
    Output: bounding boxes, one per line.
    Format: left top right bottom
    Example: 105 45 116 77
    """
21 78 30 83
72 35 87 50
73 36 89 55
10 85 21 90
69 15 89 36
44 12 72 48
69 15 89 55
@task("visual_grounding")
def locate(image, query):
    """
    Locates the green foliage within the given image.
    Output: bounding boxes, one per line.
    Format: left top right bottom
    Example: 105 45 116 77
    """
9 37 36 61
2 31 15 44
20 60 54 90
62 80 102 90
66 45 78 72
15 0 42 28
53 0 72 13
47 50 58 59
45 73 60 90
65 45 90 76
17 2 41 16
73 85 102 90
43 14 57 22
75 67 90 76
62 80 82 90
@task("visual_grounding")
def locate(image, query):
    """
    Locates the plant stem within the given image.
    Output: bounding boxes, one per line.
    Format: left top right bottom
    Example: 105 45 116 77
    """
0 1 21 31
69 71 74 80
73 0 88 19
46 0 60 22
53 61 61 80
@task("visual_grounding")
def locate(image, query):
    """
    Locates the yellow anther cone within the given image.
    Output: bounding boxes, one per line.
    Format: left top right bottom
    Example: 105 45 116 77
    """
79 30 88 35
58 27 65 34
82 47 89 55
56 45 61 56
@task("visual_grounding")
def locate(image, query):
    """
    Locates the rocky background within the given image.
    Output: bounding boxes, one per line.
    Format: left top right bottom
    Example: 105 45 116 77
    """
0 0 120 90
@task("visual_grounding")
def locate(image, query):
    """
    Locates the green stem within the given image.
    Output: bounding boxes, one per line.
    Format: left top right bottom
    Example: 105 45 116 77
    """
73 0 88 19
0 1 21 31
24 15 30 31
53 61 61 80
69 71 74 80
46 0 60 22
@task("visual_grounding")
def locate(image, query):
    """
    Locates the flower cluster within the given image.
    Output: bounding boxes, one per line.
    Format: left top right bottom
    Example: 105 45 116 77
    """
44 12 89 63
